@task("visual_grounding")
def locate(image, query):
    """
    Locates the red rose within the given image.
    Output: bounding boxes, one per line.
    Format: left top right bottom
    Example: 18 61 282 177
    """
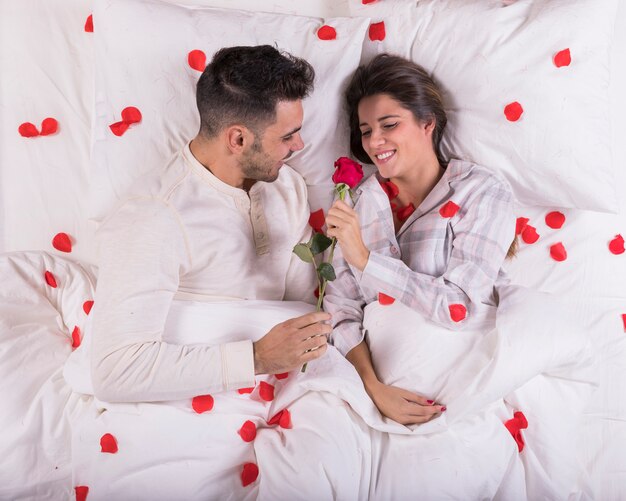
332 157 364 189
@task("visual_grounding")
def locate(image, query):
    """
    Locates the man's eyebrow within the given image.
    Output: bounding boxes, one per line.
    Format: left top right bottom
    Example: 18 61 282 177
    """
281 126 302 138
359 114 401 127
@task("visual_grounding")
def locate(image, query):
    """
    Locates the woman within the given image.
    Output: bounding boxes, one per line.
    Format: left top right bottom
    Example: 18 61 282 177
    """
324 54 517 426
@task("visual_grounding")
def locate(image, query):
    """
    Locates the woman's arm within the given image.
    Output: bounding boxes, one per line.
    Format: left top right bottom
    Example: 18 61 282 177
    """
346 341 444 425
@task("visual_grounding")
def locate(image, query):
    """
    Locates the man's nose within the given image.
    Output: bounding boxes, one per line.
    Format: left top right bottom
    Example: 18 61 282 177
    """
291 133 305 152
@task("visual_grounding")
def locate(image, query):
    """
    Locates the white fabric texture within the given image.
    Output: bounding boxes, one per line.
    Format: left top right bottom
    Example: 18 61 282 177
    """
349 0 619 212
90 0 370 219
90 144 317 402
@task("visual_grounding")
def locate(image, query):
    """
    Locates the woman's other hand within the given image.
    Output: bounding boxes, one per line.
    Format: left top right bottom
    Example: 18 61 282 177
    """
326 200 370 271
366 380 445 425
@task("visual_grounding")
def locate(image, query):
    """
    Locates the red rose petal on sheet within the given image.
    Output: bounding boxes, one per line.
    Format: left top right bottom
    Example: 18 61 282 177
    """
553 48 571 68
369 21 386 41
238 420 257 442
241 462 259 487
521 225 540 244
192 394 214 413
83 300 94 315
308 209 325 233
505 411 528 453
121 107 142 125
549 242 567 262
379 180 399 200
279 409 292 429
267 410 284 426
44 271 57 288
396 203 415 222
187 49 206 72
545 211 565 229
259 381 275 402
18 122 39 137
275 372 289 380
40 118 58 136
317 25 337 40
363 0 377 3
609 234 625 255
621 314 626 332
75 486 89 501
378 292 395 305
71 326 81 348
237 387 254 394
100 433 118 454
439 201 460 218
515 217 529 235
52 232 72 252
504 101 523 122
84 14 94 33
449 304 467 322
109 121 129 136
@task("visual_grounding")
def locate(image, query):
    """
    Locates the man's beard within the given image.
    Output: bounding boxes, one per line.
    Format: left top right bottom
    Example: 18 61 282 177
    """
239 137 285 183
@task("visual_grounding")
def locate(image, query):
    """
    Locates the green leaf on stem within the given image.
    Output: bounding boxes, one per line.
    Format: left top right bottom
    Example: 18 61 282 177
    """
317 262 336 281
310 233 333 255
293 243 313 263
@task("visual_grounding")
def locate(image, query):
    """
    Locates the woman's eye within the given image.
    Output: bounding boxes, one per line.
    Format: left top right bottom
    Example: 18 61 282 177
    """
383 122 398 129
361 130 371 137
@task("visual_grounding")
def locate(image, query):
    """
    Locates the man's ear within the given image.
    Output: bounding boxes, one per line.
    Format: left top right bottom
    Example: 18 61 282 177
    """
225 125 252 154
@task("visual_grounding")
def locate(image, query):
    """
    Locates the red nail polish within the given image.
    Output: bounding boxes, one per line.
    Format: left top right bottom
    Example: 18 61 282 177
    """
441 406 447 412
427 400 434 404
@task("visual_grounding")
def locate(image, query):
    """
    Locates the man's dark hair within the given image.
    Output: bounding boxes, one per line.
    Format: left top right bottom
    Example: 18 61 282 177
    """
196 45 315 138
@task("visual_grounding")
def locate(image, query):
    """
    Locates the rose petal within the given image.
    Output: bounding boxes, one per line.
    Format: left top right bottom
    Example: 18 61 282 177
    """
40 117 59 136
504 411 528 453
362 0 377 3
504 101 523 122
521 224 540 244
267 410 284 426
317 25 337 41
259 381 275 402
121 107 142 125
369 21 386 41
238 387 254 395
439 201 460 218
187 49 206 72
549 242 567 261
275 372 289 380
515 217 529 235
192 394 214 413
75 486 89 501
84 14 93 33
308 209 325 233
553 48 571 68
52 232 72 252
379 180 399 200
609 234 625 255
18 122 39 138
238 420 257 442
449 304 467 322
109 121 130 137
396 203 415 222
44 271 57 288
241 462 259 487
71 326 81 349
313 286 320 299
621 313 626 332
100 433 118 454
279 409 292 429
378 292 395 305
83 300 94 315
545 211 565 229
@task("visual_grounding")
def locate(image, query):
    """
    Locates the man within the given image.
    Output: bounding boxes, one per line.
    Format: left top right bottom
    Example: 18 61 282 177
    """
91 45 330 402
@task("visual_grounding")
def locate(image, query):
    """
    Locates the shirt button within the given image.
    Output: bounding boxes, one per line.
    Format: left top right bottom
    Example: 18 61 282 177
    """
391 246 398 254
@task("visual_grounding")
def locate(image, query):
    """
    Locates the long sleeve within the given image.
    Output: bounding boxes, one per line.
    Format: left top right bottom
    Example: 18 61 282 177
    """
358 175 514 329
91 197 255 403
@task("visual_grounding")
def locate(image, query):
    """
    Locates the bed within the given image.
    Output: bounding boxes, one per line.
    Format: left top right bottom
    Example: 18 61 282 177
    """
1 0 625 499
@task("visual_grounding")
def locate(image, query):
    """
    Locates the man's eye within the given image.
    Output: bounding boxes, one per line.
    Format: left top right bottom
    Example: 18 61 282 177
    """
282 135 293 142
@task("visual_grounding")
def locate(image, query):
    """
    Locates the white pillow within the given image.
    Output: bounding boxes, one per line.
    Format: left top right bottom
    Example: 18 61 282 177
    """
91 0 370 219
348 0 619 212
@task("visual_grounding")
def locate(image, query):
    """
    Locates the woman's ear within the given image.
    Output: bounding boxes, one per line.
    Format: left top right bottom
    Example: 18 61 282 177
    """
423 118 436 136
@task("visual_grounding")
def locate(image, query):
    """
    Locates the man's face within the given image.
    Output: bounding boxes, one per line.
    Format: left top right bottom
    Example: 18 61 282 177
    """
239 100 305 183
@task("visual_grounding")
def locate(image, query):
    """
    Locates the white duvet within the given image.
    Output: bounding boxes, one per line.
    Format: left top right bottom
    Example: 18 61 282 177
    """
1 252 598 500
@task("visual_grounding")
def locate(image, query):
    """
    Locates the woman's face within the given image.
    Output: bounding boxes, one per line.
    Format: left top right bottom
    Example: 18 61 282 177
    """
357 93 435 180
